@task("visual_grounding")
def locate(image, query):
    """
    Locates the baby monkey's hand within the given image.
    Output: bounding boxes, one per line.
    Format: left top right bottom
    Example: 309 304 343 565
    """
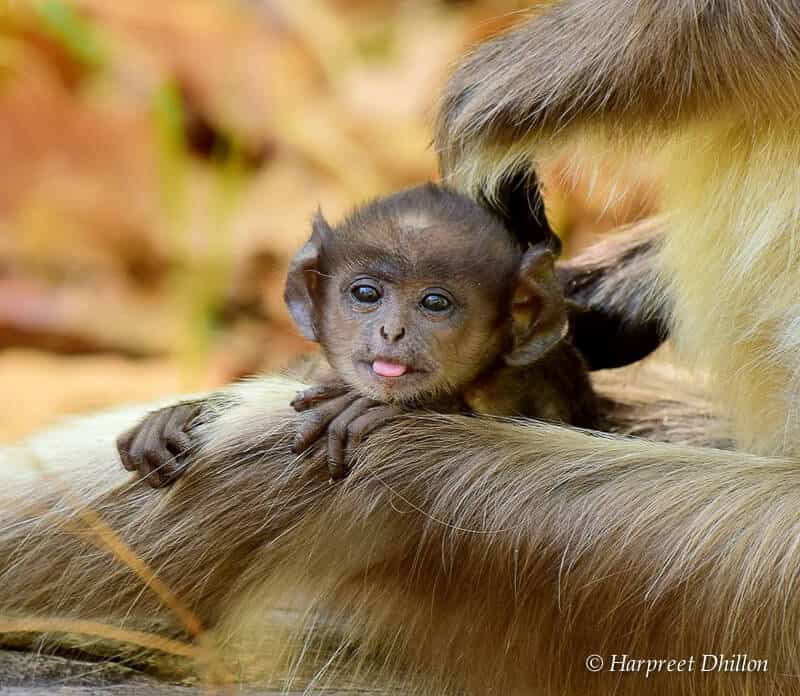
290 382 349 411
291 386 401 480
116 401 202 488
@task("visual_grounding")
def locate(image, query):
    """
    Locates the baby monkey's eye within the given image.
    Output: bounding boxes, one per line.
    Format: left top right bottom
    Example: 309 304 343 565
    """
420 292 452 312
351 283 382 304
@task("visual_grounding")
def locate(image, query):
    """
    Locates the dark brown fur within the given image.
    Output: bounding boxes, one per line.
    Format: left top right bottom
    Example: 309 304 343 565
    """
559 217 667 369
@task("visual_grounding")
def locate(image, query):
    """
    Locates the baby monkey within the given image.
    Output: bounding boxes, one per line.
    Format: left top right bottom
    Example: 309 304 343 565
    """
117 184 595 485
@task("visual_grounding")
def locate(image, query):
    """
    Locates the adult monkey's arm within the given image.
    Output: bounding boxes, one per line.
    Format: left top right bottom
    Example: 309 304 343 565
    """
435 0 797 176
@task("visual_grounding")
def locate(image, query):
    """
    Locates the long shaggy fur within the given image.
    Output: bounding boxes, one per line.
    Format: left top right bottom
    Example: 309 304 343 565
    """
0 367 796 694
437 0 800 168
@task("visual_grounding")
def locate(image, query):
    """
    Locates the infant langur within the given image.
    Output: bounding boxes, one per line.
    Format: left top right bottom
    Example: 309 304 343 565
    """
117 184 595 485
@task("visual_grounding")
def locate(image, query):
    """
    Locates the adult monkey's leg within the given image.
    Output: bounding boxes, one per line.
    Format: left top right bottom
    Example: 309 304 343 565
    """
2 368 795 695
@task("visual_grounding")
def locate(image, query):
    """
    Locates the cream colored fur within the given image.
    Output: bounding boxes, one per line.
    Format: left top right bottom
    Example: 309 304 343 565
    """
660 117 800 455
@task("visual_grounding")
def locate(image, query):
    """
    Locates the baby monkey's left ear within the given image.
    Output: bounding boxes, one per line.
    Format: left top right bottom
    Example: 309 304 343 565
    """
505 246 568 366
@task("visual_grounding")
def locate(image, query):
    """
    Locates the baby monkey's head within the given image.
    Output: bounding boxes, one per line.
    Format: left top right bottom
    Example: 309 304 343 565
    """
285 184 567 404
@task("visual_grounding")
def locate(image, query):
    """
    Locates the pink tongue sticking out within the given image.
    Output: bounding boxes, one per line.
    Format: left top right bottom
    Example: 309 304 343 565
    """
372 360 408 377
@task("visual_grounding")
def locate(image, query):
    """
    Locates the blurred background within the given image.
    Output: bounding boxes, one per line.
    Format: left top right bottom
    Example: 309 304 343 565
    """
0 0 658 441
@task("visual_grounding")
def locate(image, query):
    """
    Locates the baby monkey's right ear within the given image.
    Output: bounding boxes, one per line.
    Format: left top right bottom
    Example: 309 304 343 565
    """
284 212 331 341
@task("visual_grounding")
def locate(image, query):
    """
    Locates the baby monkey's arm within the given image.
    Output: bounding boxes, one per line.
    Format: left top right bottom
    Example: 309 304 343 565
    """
114 382 401 486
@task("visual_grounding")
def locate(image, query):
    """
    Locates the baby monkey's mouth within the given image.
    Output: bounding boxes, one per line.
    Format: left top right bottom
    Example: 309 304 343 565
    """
351 356 436 404
354 356 429 383
371 359 409 378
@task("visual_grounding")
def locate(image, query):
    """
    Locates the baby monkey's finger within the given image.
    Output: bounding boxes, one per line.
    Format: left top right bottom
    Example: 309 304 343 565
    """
291 384 349 412
139 410 179 488
116 427 137 472
117 409 170 477
292 392 359 453
154 404 201 485
343 404 402 470
163 403 200 454
326 397 381 480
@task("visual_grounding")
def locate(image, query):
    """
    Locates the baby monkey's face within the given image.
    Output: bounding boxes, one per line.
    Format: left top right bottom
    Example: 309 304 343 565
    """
283 186 559 406
320 269 508 405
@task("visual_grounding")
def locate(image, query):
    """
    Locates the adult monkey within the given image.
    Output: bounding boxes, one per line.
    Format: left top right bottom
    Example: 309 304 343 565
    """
4 4 800 696
437 0 800 457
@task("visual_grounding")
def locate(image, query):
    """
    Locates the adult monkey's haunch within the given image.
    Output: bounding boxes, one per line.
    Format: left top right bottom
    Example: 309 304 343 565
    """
5 2 800 695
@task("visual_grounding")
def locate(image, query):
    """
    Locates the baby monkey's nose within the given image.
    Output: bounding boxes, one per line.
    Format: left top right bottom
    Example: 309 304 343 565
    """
380 325 406 342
